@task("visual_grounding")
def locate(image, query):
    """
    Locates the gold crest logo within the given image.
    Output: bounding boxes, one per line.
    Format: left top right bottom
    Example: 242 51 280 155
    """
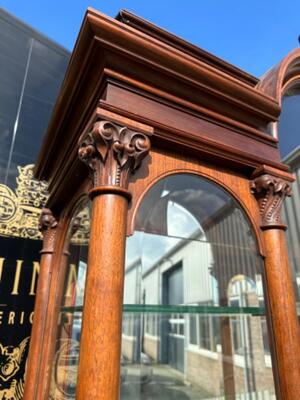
0 165 47 240
0 165 89 243
0 337 29 400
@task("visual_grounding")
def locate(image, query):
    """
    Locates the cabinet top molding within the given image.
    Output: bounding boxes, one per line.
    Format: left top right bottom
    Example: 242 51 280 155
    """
34 8 292 209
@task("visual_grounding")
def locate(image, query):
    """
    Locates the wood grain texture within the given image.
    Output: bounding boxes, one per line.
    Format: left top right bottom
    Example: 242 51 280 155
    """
29 7 300 400
263 229 300 399
34 193 89 400
23 187 88 400
34 218 70 400
127 147 266 257
23 210 58 400
249 169 300 399
116 10 259 86
76 194 128 400
257 48 300 104
34 7 283 217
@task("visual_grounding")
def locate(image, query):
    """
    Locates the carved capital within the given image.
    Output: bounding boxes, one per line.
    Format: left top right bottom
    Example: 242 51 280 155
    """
39 208 58 253
250 174 292 230
78 120 151 194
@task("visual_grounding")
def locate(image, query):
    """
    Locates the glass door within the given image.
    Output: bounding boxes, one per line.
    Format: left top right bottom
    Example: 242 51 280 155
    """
121 173 275 400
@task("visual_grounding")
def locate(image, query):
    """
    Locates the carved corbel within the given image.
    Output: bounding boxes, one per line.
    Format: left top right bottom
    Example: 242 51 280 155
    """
250 174 292 230
78 120 151 200
39 208 58 254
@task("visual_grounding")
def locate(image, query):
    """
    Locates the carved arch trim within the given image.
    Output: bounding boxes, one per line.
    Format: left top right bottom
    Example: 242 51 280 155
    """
257 48 300 105
128 167 266 258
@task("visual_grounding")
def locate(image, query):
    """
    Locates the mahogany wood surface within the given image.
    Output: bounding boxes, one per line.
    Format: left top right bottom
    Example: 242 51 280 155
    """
257 48 300 138
23 185 88 400
38 245 76 400
262 229 300 399
28 7 300 400
116 10 259 86
23 251 55 400
127 147 265 253
101 83 282 165
34 219 69 400
257 48 300 105
34 193 89 400
76 194 128 400
34 8 286 218
23 213 58 400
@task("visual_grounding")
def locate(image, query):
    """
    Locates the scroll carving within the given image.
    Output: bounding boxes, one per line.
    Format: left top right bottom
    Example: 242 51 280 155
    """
39 208 58 253
250 174 292 229
78 120 151 190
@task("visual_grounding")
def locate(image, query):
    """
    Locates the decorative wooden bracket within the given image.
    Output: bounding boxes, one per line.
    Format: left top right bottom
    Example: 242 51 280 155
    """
78 120 151 200
250 174 292 230
38 208 58 254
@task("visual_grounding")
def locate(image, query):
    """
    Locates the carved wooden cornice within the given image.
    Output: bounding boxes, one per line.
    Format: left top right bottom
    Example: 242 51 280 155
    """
39 208 58 254
250 174 292 230
78 120 151 199
34 9 289 214
35 9 283 186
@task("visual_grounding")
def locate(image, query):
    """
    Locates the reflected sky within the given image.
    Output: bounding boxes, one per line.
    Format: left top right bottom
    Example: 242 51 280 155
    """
126 201 202 272
278 87 300 159
0 10 69 188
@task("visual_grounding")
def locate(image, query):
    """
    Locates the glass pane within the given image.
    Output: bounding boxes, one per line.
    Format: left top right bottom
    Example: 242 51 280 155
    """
0 11 69 186
121 309 274 400
278 85 300 309
0 10 69 397
49 201 90 399
278 85 300 159
123 174 275 399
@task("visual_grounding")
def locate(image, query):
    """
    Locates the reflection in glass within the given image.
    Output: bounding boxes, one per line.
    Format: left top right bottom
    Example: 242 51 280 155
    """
278 85 300 159
49 202 90 400
279 84 300 307
123 174 275 399
0 11 69 398
0 9 69 187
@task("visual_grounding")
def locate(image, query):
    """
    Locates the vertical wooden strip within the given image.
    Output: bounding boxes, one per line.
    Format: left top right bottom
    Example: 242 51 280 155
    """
263 229 300 399
36 247 71 399
23 251 54 400
76 194 128 400
23 209 58 400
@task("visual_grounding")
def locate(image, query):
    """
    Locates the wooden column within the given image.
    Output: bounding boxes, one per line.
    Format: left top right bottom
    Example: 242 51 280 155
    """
38 217 81 400
23 209 58 400
76 120 151 400
42 215 83 400
250 172 300 399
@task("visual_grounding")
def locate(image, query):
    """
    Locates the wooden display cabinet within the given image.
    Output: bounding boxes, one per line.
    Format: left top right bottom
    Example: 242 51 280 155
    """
23 8 300 400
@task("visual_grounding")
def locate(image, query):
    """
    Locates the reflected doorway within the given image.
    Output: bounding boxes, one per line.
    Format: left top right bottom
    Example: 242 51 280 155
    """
162 263 184 373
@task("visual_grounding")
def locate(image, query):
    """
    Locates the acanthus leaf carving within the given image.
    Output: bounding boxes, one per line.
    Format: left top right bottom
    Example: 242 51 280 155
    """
78 120 151 190
250 174 292 229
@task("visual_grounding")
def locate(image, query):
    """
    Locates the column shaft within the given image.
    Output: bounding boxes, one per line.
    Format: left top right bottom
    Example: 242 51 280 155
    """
263 229 300 399
76 193 128 399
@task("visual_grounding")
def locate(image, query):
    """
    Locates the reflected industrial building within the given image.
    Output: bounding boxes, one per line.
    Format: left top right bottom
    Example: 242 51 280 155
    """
122 174 275 399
